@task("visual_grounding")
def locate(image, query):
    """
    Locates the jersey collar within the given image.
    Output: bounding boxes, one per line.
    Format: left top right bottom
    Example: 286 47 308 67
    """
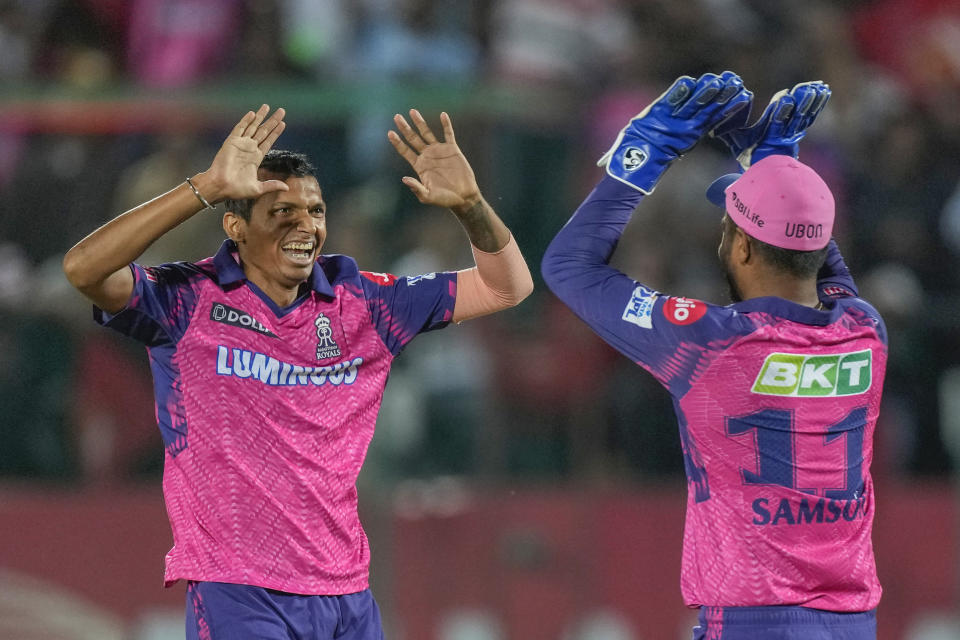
731 296 843 326
212 239 335 298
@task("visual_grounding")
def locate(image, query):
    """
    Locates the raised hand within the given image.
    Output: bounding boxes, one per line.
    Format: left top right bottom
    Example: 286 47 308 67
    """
598 72 752 194
388 110 481 213
712 81 831 169
63 105 289 313
204 104 289 202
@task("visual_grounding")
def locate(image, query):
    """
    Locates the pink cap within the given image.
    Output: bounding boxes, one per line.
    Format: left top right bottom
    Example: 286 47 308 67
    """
705 155 834 251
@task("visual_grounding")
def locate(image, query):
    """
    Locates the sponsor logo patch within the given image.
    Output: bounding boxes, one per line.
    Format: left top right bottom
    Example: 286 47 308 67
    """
664 297 707 325
821 285 850 297
751 349 872 397
622 285 657 329
784 222 823 240
730 191 765 228
315 313 342 360
217 346 362 387
406 272 437 286
210 303 277 338
361 271 398 286
622 147 647 172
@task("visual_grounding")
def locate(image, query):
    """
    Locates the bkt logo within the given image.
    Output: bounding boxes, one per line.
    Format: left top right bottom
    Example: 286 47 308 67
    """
752 349 872 397
211 303 278 338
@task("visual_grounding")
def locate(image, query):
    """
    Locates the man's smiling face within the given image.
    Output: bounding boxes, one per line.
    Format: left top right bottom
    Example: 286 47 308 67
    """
228 173 327 305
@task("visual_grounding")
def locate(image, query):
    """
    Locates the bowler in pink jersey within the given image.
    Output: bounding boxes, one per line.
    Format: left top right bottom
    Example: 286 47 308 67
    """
63 105 533 639
543 74 884 639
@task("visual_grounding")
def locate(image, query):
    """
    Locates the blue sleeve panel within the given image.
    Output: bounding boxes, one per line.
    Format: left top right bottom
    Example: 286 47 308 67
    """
93 262 209 347
91 260 212 456
817 238 859 299
542 176 759 398
356 268 458 357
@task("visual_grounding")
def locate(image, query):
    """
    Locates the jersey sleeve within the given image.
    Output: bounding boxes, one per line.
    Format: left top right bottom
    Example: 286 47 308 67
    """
817 238 858 299
93 263 201 347
542 177 755 397
359 270 458 356
815 240 888 344
842 296 889 347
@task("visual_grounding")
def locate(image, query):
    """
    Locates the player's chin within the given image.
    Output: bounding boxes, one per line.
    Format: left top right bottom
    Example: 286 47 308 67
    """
287 263 314 283
274 260 313 286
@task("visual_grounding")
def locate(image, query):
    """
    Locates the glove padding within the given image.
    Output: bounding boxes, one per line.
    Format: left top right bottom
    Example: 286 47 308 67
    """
598 71 752 194
711 81 831 170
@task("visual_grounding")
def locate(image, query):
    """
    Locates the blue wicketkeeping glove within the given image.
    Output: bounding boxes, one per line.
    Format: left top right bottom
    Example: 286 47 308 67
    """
710 81 831 170
598 71 752 194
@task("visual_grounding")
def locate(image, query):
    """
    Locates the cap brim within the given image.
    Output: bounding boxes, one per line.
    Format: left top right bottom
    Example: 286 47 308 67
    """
705 173 741 208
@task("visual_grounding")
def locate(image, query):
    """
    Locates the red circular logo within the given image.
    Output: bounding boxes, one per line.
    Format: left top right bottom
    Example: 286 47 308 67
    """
664 297 707 325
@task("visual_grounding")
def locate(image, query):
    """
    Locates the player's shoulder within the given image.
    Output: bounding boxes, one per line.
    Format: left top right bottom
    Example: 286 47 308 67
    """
835 293 880 313
834 295 887 339
636 289 751 338
141 257 217 287
316 253 361 285
314 253 423 303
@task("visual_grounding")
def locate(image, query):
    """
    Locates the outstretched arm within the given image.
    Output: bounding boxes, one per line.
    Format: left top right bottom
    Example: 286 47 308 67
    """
544 72 751 311
542 74 758 389
388 109 533 322
62 105 288 313
541 177 646 326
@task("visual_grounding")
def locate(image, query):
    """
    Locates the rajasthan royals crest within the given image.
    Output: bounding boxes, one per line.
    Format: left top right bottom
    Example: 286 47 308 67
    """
315 313 342 360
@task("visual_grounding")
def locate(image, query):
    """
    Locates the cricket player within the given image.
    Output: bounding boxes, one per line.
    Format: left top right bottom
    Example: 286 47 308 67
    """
62 105 533 639
542 72 885 639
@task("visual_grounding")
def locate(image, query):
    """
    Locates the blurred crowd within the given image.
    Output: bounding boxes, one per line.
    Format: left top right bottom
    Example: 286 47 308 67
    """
1 0 959 485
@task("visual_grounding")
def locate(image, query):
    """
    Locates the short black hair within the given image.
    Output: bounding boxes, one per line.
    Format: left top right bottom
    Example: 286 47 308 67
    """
223 150 318 221
723 215 828 279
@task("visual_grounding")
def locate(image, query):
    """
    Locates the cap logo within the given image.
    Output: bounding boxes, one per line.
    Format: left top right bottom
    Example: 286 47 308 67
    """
784 222 824 241
730 190 764 228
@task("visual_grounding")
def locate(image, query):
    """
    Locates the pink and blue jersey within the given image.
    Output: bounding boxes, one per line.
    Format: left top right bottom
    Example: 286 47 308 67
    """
96 240 457 595
542 177 887 612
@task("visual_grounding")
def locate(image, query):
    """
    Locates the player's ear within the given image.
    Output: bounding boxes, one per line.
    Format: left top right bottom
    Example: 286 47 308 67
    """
733 226 752 265
223 211 246 244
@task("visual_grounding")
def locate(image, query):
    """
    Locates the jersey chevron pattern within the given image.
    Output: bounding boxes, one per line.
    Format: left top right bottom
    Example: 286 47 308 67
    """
543 177 887 611
96 240 457 594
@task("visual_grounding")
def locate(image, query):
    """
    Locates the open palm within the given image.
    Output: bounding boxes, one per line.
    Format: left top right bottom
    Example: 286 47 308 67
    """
388 110 481 211
206 104 289 201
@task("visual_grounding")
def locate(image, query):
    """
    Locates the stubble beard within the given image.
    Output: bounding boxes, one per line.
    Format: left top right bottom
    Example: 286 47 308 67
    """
719 250 744 304
724 269 744 304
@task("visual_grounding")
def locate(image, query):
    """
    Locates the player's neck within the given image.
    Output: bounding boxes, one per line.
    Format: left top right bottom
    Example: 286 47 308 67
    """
242 267 302 307
739 273 820 309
